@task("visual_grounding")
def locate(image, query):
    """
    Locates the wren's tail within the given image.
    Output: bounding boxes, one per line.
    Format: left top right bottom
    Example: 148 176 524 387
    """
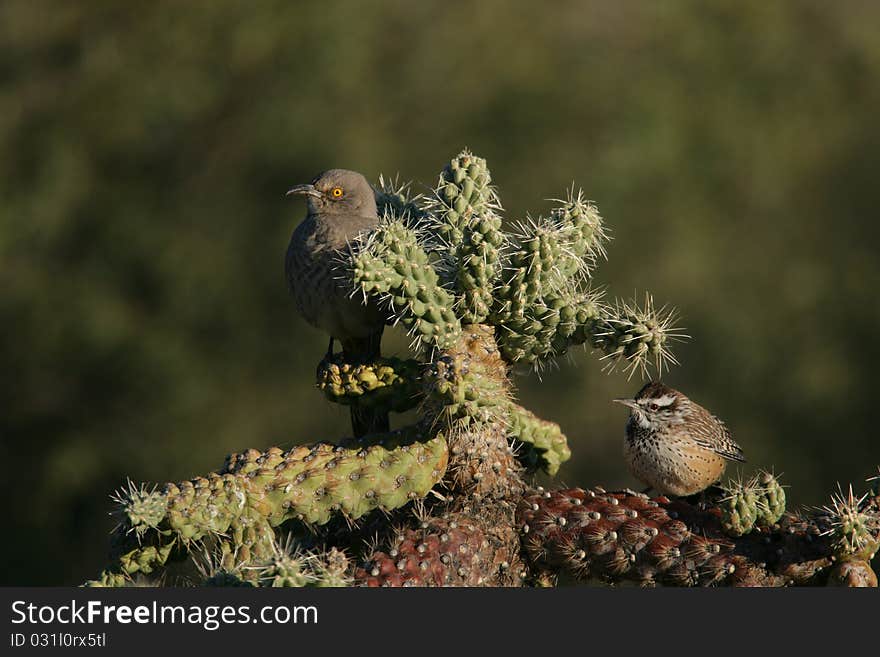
341 329 389 437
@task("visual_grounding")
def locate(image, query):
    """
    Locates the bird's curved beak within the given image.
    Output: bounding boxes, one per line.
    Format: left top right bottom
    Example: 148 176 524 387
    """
286 184 322 199
612 398 639 411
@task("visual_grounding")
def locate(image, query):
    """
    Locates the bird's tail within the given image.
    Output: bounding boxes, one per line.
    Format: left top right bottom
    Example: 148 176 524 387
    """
341 330 389 437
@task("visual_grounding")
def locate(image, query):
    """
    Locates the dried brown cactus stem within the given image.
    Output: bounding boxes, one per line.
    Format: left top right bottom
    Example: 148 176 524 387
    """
826 559 878 587
354 495 526 587
517 487 876 587
425 324 525 502
355 324 528 586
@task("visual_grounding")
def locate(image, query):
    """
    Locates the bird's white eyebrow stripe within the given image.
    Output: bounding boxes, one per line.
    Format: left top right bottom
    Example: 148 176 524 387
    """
643 394 676 407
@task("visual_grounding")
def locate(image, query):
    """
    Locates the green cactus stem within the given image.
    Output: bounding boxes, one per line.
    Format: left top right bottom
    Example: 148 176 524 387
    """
91 430 448 584
223 433 449 526
820 485 880 562
426 149 499 243
717 471 787 536
196 538 352 588
257 544 351 588
579 295 684 377
98 541 177 582
720 477 761 537
550 187 609 272
84 571 159 588
317 355 424 413
449 211 504 325
422 151 505 325
351 218 461 350
361 150 684 375
755 471 787 527
505 402 571 476
494 289 602 365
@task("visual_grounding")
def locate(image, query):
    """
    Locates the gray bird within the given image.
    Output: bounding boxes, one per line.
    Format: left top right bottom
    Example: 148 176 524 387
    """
286 169 388 437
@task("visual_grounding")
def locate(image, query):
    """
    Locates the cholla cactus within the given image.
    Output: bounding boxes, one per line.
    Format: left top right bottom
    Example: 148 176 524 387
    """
517 482 879 587
354 508 522 587
375 174 427 224
717 471 788 537
505 403 571 477
351 219 462 350
423 151 504 325
756 471 786 527
820 485 880 562
88 150 876 588
355 150 684 376
87 432 447 585
316 355 423 413
719 476 762 537
246 541 351 588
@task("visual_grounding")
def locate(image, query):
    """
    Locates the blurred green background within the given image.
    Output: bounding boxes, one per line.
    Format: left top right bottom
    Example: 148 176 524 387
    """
2 1 879 585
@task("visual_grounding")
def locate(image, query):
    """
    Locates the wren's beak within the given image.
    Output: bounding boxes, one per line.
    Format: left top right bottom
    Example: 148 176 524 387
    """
286 183 322 199
612 398 639 411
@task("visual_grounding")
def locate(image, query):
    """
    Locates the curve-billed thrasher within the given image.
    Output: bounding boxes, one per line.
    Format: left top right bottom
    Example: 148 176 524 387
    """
286 169 388 437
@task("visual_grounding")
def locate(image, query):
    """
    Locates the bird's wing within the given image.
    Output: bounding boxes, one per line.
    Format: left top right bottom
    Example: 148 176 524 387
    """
694 416 746 462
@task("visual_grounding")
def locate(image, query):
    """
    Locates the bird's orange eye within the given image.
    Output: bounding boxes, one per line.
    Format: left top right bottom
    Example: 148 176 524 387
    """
330 187 344 198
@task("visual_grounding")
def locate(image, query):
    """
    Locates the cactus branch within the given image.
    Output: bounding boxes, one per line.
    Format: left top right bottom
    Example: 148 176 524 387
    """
517 483 879 587
90 430 447 584
505 402 571 476
317 355 424 413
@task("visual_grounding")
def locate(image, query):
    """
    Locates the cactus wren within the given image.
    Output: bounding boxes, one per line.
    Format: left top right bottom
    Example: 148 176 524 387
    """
613 381 745 497
286 169 388 436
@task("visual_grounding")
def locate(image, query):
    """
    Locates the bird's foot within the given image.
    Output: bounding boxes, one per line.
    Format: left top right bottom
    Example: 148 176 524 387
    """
316 337 339 380
683 485 725 510
324 336 336 361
